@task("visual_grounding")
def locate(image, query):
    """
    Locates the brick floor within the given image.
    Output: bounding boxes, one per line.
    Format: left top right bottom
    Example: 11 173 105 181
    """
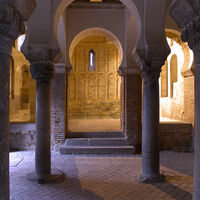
9 151 194 200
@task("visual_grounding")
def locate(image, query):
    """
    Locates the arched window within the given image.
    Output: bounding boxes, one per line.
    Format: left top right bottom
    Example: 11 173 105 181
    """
10 58 14 99
89 49 95 71
161 61 168 97
170 54 178 98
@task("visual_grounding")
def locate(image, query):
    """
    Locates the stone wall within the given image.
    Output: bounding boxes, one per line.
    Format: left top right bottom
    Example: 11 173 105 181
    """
9 122 193 152
184 76 195 124
9 123 36 151
10 47 36 123
69 35 121 119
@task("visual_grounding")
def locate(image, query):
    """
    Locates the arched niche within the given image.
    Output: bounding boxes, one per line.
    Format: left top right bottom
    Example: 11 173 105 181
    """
68 32 122 120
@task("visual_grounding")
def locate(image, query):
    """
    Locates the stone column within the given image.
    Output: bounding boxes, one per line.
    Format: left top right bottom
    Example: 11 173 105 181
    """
31 61 53 180
0 1 36 199
138 60 166 183
170 2 200 198
28 61 65 183
0 34 13 200
181 17 200 200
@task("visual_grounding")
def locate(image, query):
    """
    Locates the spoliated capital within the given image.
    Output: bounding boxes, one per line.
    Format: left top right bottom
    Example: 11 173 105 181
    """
30 61 54 83
136 46 170 85
139 60 162 85
0 0 36 55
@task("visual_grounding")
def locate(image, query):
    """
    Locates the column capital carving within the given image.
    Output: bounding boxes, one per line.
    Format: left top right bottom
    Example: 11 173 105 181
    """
137 46 170 85
30 61 54 83
0 2 24 55
139 60 162 85
0 0 36 55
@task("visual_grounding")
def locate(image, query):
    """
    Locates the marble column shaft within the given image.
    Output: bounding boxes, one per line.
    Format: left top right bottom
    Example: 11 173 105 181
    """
142 75 160 178
30 61 54 180
0 36 12 200
180 15 200 200
194 64 200 199
139 64 163 183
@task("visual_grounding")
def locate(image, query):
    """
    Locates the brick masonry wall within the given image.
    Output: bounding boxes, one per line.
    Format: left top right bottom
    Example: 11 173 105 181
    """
184 76 194 125
159 123 193 152
51 71 66 150
123 73 142 152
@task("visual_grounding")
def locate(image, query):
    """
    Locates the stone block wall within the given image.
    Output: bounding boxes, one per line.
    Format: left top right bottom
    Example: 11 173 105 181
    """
9 122 193 152
9 123 36 151
68 35 121 119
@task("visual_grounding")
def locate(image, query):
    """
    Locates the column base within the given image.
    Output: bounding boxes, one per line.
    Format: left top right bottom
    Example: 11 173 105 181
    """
137 174 165 184
26 169 65 184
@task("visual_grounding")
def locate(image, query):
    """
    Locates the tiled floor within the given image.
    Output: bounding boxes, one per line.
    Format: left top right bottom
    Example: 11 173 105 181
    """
10 151 194 200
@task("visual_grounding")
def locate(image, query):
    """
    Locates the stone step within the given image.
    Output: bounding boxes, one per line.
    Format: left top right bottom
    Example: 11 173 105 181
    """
68 132 124 138
65 138 128 146
59 145 135 155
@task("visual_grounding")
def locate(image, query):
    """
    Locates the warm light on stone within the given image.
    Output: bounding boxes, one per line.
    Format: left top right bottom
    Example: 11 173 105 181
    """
90 0 102 2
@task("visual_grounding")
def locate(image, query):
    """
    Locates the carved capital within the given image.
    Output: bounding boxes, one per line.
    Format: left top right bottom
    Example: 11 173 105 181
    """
0 0 35 55
0 2 25 55
137 46 170 85
140 60 162 85
30 61 54 83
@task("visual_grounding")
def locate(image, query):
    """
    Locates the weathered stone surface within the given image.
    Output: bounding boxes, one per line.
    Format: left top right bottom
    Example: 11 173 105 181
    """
170 1 200 199
0 0 36 21
0 1 35 199
13 0 36 21
30 61 54 180
30 61 54 83
170 0 196 29
0 52 11 200
137 46 170 183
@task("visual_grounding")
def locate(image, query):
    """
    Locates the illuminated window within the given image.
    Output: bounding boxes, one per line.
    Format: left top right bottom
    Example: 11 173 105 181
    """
170 54 178 98
89 49 95 71
90 0 102 2
161 61 168 97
